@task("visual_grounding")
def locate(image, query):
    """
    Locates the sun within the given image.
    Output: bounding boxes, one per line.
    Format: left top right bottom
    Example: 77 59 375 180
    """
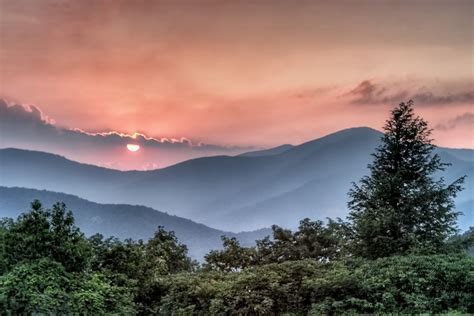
126 144 140 152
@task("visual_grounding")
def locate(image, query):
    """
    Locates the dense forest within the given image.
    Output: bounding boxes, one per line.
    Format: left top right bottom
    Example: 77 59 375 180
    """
1 101 473 314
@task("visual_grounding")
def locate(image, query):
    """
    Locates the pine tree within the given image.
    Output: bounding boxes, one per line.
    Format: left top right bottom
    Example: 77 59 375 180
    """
348 100 465 258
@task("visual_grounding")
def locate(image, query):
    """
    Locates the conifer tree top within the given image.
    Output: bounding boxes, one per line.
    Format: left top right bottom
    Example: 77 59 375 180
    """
348 100 465 258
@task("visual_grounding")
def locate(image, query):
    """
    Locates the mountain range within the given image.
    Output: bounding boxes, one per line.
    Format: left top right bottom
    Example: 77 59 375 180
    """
0 186 269 259
1 127 472 233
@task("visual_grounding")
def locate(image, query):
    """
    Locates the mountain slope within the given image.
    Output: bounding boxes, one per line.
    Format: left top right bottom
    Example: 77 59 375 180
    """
238 144 294 157
1 127 472 231
0 186 269 259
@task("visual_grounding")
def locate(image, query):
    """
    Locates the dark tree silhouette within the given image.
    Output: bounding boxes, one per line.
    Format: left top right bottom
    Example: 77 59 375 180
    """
348 100 465 258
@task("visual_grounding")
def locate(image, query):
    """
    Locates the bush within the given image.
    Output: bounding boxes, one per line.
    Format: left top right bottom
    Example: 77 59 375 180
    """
0 258 136 314
150 254 474 314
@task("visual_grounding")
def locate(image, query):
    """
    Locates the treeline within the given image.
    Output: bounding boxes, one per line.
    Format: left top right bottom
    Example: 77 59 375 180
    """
1 101 473 314
0 201 196 314
0 204 472 314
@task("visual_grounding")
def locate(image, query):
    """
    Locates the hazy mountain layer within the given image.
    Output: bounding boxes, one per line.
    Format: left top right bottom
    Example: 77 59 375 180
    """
0 186 269 259
1 127 472 231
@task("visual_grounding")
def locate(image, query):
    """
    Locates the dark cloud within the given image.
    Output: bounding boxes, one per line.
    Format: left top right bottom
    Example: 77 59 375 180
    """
436 112 474 131
348 80 379 103
0 98 245 150
0 98 54 125
0 99 252 169
412 91 474 105
347 80 474 106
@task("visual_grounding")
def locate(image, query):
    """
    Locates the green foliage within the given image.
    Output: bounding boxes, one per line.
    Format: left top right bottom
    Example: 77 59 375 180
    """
0 200 195 314
306 254 474 314
2 197 473 314
348 101 465 258
205 236 257 272
0 258 135 314
88 228 196 313
152 255 474 314
2 200 91 273
145 226 196 276
262 218 352 263
0 258 71 314
89 234 147 282
69 273 135 314
0 219 9 275
445 227 474 255
155 260 322 315
204 218 351 271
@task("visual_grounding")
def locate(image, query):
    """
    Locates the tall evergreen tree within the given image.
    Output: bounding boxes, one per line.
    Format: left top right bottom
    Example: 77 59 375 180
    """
348 100 465 258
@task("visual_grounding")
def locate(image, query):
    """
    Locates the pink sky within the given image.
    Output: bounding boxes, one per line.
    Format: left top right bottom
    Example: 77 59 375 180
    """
0 0 472 169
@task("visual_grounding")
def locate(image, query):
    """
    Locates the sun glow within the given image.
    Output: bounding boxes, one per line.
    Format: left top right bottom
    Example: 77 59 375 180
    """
126 144 140 152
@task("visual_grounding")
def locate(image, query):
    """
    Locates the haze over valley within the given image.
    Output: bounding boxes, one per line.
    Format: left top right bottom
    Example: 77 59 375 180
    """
1 127 472 243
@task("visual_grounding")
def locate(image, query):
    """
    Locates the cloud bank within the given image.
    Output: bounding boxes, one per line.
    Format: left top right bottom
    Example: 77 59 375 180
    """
0 99 252 170
347 80 474 106
436 113 474 131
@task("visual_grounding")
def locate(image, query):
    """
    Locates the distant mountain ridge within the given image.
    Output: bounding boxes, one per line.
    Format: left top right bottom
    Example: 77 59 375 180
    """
1 127 472 231
0 186 270 260
238 144 294 157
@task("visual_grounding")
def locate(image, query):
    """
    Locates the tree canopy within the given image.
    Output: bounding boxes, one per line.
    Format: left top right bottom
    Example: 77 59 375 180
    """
348 100 465 258
0 201 194 314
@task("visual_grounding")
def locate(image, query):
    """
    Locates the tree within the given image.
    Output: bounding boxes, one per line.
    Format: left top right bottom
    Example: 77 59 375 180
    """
0 258 71 314
257 219 351 264
348 100 465 258
205 218 351 271
2 200 91 272
1 201 198 314
0 218 11 275
88 234 147 281
444 227 474 255
204 236 257 272
145 227 196 276
0 258 135 314
154 255 474 314
293 218 352 261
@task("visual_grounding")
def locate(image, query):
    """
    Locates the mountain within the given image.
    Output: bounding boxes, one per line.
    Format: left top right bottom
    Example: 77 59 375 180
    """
439 148 474 162
238 144 294 157
1 127 472 231
0 186 270 259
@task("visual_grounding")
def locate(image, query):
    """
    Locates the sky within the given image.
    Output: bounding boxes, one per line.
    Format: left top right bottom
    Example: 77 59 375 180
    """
0 0 473 170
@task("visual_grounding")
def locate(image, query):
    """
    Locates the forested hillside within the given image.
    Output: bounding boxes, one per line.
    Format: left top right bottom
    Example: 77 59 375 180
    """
0 187 269 259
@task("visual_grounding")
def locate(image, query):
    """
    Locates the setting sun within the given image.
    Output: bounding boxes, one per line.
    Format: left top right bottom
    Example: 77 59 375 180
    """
126 144 140 152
